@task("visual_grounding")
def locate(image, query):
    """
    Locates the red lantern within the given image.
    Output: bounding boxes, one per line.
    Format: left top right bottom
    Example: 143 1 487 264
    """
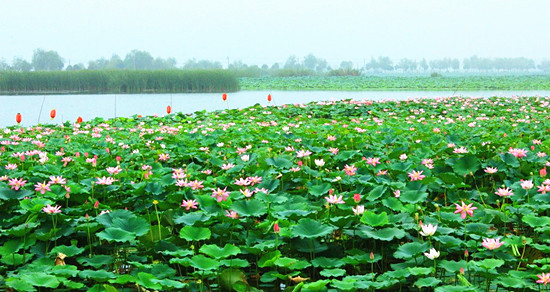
267 94 272 102
50 109 56 119
167 105 172 114
222 93 227 101
76 116 83 123
15 113 22 124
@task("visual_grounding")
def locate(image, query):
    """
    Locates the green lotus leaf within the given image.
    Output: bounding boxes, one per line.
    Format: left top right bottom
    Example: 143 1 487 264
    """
0 239 23 256
500 153 520 167
448 155 480 176
360 227 406 241
0 188 32 200
366 185 387 201
275 257 311 270
136 272 163 290
153 278 186 289
50 245 85 257
360 211 389 227
51 265 79 277
474 259 505 270
496 276 528 288
79 269 116 281
97 227 136 243
331 279 356 290
180 226 211 241
199 244 241 259
522 214 550 227
408 267 433 276
5 278 36 291
190 255 220 270
77 255 114 268
393 242 429 259
302 279 330 290
220 258 250 268
173 212 211 225
96 210 149 236
258 250 281 268
311 257 345 268
231 199 267 217
319 268 346 277
291 218 335 238
414 277 441 288
438 260 468 273
265 156 293 169
307 182 332 197
399 190 428 204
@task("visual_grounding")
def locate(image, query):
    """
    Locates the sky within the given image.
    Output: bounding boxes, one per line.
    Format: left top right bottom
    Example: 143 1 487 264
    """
1 0 549 68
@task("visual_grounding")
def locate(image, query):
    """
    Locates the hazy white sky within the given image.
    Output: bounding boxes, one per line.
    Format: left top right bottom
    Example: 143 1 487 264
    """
1 0 549 67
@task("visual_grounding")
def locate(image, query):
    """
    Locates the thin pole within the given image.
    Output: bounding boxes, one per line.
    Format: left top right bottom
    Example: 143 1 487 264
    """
114 95 117 118
37 95 46 124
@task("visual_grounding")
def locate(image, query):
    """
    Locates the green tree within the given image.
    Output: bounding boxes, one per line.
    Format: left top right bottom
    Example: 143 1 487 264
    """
12 58 32 72
124 50 154 70
31 49 64 71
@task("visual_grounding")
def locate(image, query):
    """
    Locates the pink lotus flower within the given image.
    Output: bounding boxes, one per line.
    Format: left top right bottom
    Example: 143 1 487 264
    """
296 150 312 158
353 193 361 203
484 167 498 174
482 238 505 250
211 187 230 202
344 164 357 176
225 210 239 219
221 163 235 170
408 170 425 181
495 187 514 197
158 153 170 161
508 148 527 158
454 201 477 219
419 223 438 237
187 180 204 190
273 222 280 233
8 178 27 190
106 166 122 175
453 147 468 154
325 194 345 204
328 148 339 155
34 181 51 194
247 176 262 185
96 176 117 185
537 184 550 194
42 204 62 214
49 176 66 185
393 190 401 198
181 199 199 210
537 273 550 286
234 177 251 186
240 189 254 198
521 180 534 190
365 157 381 167
352 205 365 215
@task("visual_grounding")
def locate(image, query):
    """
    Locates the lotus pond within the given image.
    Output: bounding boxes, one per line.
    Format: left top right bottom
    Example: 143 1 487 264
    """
1 96 550 291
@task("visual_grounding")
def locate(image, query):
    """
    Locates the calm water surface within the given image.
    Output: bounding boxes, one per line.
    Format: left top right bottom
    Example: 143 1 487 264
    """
2 90 550 128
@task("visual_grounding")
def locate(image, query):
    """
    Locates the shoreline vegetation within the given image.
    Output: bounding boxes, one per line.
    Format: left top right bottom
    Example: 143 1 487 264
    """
0 70 240 95
1 71 550 95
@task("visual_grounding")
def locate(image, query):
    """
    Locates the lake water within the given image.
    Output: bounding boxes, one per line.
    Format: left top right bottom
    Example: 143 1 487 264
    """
2 90 550 128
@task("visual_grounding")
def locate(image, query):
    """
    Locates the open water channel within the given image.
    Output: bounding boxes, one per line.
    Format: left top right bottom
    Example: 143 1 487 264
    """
2 90 550 128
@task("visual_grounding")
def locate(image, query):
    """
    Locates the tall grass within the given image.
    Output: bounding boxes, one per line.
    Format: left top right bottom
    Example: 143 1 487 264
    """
0 70 239 94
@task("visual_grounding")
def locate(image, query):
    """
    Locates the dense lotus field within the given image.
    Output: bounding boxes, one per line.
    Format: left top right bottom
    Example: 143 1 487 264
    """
239 76 550 91
2 96 550 291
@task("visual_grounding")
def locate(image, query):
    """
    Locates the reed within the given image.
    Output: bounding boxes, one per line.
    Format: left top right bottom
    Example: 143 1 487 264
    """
0 69 239 94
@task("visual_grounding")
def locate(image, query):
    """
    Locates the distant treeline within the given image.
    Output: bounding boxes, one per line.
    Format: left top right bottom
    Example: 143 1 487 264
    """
2 49 550 78
0 70 239 94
